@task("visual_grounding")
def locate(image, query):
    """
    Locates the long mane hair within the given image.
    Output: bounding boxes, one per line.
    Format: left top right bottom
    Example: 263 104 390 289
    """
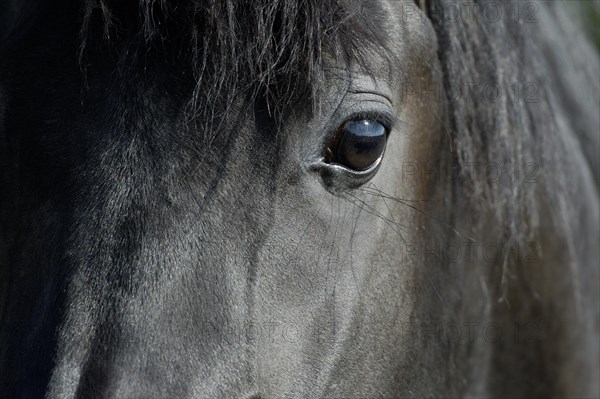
77 0 391 133
426 1 599 396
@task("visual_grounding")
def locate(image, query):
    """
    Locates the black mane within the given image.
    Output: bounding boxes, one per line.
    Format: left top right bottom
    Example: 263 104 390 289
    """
427 1 599 251
80 0 390 125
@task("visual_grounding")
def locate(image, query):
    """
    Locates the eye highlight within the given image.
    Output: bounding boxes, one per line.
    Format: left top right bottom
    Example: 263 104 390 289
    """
325 119 388 171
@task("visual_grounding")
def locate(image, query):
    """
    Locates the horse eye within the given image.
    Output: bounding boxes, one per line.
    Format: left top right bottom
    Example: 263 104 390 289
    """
326 119 387 171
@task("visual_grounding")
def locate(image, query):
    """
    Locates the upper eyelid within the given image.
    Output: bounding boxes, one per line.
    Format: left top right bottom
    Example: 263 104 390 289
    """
329 95 396 126
336 94 398 129
347 89 394 108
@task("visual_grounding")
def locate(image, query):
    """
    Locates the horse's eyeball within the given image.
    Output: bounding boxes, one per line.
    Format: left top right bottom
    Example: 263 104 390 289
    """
328 119 387 171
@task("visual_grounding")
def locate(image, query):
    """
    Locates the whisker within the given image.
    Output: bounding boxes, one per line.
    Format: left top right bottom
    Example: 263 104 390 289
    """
357 186 432 202
341 190 448 308
357 186 475 242
341 192 409 243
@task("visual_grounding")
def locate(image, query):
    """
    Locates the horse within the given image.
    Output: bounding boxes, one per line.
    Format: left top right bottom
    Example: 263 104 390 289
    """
1 0 598 397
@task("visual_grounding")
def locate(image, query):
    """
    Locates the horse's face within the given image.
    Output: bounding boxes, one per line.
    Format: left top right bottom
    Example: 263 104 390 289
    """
4 1 600 397
2 1 446 397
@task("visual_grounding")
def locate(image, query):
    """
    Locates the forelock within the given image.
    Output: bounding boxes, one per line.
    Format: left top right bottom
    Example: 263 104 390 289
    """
80 0 391 128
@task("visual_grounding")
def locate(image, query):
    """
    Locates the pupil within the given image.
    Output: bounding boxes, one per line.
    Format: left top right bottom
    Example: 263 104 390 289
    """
335 120 386 171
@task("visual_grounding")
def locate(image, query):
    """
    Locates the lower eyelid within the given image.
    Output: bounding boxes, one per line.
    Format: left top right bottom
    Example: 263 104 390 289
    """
307 155 384 192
